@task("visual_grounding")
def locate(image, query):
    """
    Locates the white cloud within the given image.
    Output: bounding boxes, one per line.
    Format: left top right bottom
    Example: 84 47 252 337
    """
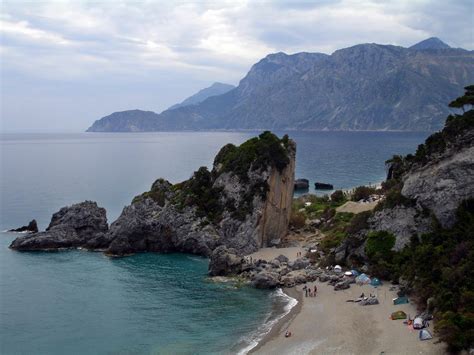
0 0 472 131
0 18 72 45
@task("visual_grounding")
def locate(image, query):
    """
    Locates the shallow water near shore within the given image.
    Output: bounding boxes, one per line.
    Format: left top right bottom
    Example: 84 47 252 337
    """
0 131 428 354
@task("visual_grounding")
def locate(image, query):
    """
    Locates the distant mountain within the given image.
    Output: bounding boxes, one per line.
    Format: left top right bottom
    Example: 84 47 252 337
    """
86 110 159 132
87 38 474 132
168 82 235 110
409 37 451 50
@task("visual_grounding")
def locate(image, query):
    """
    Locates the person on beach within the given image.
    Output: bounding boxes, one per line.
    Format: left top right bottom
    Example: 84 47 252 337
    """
314 285 317 296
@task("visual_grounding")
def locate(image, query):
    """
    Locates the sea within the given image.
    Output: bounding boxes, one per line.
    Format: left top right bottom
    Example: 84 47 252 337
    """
0 131 429 354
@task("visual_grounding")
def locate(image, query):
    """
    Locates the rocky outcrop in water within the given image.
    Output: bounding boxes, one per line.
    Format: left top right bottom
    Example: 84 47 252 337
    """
9 220 38 233
9 201 108 251
10 133 295 258
104 132 295 256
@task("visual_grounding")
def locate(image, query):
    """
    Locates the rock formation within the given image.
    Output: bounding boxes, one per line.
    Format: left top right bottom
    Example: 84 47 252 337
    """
8 219 38 233
337 96 474 264
401 143 474 228
10 132 295 258
10 201 108 251
103 132 295 256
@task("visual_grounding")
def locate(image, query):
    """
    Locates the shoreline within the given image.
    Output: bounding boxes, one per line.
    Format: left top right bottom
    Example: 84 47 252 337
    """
252 281 447 355
247 287 302 354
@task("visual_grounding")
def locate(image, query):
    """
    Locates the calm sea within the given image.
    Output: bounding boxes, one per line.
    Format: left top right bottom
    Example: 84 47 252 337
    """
0 131 429 354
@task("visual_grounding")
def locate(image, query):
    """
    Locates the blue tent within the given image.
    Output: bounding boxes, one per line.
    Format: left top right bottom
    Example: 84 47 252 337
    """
351 270 360 276
370 277 382 287
356 273 371 284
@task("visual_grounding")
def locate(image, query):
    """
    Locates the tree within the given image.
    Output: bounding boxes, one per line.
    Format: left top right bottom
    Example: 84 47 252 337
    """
449 85 474 113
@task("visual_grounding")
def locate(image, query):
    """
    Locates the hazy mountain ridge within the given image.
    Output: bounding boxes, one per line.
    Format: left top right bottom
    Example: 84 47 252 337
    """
167 82 235 110
87 38 474 132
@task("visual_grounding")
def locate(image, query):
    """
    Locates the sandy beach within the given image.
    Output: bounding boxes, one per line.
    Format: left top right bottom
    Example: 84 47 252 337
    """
245 247 446 355
253 281 446 355
336 200 379 214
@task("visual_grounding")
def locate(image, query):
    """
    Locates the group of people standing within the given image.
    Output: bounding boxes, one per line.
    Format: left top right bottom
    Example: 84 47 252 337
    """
303 285 317 297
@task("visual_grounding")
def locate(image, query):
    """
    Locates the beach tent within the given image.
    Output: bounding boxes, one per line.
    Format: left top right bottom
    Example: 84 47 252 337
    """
393 296 409 305
391 311 407 320
413 317 424 329
351 270 360 276
419 329 433 341
370 278 382 287
356 273 371 285
344 271 353 276
334 265 342 273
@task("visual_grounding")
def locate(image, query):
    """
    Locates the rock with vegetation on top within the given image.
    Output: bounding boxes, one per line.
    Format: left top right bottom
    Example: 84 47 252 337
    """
104 132 295 257
10 201 108 251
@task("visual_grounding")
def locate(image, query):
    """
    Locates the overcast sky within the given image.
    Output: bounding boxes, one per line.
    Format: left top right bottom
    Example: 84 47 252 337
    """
1 0 473 132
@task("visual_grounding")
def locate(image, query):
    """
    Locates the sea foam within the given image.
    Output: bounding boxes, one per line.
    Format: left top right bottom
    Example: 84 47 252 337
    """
237 288 298 355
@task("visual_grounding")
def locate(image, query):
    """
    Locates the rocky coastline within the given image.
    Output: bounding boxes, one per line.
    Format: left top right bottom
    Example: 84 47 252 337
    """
9 132 296 259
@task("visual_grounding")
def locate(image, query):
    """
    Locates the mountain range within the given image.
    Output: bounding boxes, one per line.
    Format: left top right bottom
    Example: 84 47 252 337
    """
87 38 474 132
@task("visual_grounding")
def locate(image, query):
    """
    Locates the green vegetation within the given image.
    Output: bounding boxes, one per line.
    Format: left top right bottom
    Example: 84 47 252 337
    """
213 131 291 181
132 178 170 206
170 167 224 223
330 190 345 203
320 90 474 351
448 84 474 112
362 200 474 352
135 132 292 225
365 231 396 259
351 185 378 201
289 209 306 229
320 212 354 251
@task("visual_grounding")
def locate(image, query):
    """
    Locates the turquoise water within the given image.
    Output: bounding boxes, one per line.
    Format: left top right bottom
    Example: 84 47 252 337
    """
0 131 429 354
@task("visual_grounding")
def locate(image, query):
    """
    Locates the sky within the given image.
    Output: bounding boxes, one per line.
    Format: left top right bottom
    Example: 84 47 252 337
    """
1 0 473 132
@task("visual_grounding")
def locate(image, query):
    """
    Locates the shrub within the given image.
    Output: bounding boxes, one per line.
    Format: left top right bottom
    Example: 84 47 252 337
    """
351 185 377 201
331 190 345 203
213 131 291 181
346 210 372 234
289 211 306 229
365 230 396 259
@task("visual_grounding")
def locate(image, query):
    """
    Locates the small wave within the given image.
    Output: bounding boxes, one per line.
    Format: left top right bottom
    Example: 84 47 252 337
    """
237 288 298 355
2 229 31 234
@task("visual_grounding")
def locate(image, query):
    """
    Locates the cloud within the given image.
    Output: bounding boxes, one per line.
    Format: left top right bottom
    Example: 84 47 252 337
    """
0 0 472 131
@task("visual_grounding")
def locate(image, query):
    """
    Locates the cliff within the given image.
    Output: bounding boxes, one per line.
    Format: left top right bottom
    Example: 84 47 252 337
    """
330 88 474 351
10 132 295 257
87 38 474 132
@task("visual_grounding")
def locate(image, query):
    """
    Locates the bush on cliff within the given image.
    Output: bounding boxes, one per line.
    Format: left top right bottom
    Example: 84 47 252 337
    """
365 231 396 259
213 131 291 181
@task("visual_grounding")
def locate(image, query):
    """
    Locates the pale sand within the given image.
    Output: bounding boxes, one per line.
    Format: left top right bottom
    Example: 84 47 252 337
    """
254 281 446 355
336 201 379 214
248 247 306 262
